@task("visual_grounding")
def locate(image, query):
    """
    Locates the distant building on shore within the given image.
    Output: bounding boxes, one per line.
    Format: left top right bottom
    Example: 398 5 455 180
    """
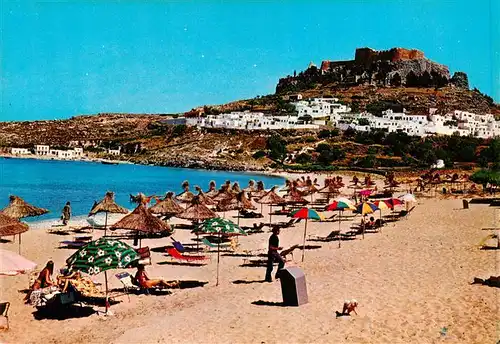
35 145 50 156
107 147 121 156
11 148 30 155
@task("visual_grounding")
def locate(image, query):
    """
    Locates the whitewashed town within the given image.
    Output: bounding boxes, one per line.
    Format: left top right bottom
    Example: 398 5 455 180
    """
185 96 500 138
8 96 500 158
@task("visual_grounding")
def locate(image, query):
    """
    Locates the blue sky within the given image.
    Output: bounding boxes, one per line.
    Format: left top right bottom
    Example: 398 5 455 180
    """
1 0 498 122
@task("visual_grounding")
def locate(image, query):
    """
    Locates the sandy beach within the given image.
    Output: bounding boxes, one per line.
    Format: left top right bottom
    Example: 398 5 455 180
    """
0 172 498 344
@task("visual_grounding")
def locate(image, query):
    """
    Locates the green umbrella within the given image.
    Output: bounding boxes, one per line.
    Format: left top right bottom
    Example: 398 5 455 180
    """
66 238 139 314
195 218 246 286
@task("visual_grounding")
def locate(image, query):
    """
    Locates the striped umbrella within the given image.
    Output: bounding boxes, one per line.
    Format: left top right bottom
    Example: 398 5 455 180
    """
195 218 246 286
383 198 403 209
291 207 322 262
325 201 356 248
356 202 379 239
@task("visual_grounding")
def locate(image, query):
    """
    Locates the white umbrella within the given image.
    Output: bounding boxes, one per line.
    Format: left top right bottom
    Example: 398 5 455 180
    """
0 249 37 276
399 193 417 202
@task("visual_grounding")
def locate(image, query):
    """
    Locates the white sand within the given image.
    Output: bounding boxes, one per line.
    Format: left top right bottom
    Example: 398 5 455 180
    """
0 173 498 343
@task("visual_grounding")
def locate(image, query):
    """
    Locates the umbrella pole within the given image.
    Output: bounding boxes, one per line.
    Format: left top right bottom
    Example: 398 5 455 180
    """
104 212 108 237
19 233 21 254
269 205 272 225
216 232 220 286
379 209 382 232
338 211 341 248
301 218 308 262
104 270 109 314
362 221 365 239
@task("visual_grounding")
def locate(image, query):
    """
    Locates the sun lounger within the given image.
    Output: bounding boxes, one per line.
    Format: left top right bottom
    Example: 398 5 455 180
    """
309 230 341 242
341 231 357 240
171 238 185 252
166 248 208 262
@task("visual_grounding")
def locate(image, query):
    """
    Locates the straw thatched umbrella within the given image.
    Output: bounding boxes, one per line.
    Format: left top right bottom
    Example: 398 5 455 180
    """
177 196 217 221
251 181 267 199
89 191 129 236
176 181 195 204
217 191 256 225
257 187 286 225
1 195 49 253
205 181 218 198
243 180 256 193
111 204 172 247
1 195 48 219
194 186 217 207
231 182 242 194
0 213 29 253
149 192 183 218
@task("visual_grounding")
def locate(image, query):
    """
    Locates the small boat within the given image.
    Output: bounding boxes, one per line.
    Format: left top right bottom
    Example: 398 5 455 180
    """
101 161 119 165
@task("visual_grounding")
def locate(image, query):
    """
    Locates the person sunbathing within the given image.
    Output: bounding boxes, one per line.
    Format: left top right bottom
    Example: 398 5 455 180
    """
134 265 178 290
25 260 57 303
57 268 83 292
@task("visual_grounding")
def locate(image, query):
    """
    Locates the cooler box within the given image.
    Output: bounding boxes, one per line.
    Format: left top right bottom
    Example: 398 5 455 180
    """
279 267 308 306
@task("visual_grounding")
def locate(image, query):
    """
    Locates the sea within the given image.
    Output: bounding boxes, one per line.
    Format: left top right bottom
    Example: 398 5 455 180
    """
0 157 284 222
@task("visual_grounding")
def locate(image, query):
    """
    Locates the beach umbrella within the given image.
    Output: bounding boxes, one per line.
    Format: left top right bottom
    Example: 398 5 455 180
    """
1 196 47 253
129 193 155 206
257 187 286 225
325 200 356 248
216 192 256 225
1 195 49 219
176 196 217 221
291 207 322 262
355 202 379 239
195 218 246 286
66 238 139 314
0 249 37 276
110 204 172 247
205 181 218 198
372 200 390 210
0 213 29 253
194 186 217 207
176 181 195 204
399 193 417 203
383 198 403 209
243 180 256 193
89 192 129 237
149 192 184 217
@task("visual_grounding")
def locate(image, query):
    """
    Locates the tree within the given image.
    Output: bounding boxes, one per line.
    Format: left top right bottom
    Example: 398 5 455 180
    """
406 71 419 87
295 153 312 164
267 134 287 162
391 73 402 87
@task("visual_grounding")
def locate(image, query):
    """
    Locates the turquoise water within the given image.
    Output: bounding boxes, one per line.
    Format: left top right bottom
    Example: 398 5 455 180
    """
0 158 284 221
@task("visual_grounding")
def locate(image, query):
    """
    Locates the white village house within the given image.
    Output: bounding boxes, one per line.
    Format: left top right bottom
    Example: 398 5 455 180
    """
11 148 30 155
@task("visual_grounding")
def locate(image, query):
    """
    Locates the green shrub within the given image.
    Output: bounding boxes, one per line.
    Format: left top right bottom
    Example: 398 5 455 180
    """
252 150 267 159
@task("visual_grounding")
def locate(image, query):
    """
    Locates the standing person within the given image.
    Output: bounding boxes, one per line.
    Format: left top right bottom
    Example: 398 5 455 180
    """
61 201 71 225
265 227 285 282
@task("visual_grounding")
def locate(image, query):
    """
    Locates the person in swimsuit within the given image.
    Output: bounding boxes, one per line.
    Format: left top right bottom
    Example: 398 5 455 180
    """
134 265 177 290
25 260 56 302
265 227 285 282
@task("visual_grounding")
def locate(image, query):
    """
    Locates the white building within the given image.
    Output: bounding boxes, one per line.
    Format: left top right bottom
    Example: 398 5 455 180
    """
292 98 351 125
35 145 50 156
186 111 319 130
107 147 121 156
49 149 74 159
11 148 30 155
73 147 84 158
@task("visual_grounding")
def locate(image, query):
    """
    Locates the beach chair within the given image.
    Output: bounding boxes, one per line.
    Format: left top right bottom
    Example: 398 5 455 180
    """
309 230 341 242
170 238 185 252
0 302 10 330
115 272 141 299
166 248 208 262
